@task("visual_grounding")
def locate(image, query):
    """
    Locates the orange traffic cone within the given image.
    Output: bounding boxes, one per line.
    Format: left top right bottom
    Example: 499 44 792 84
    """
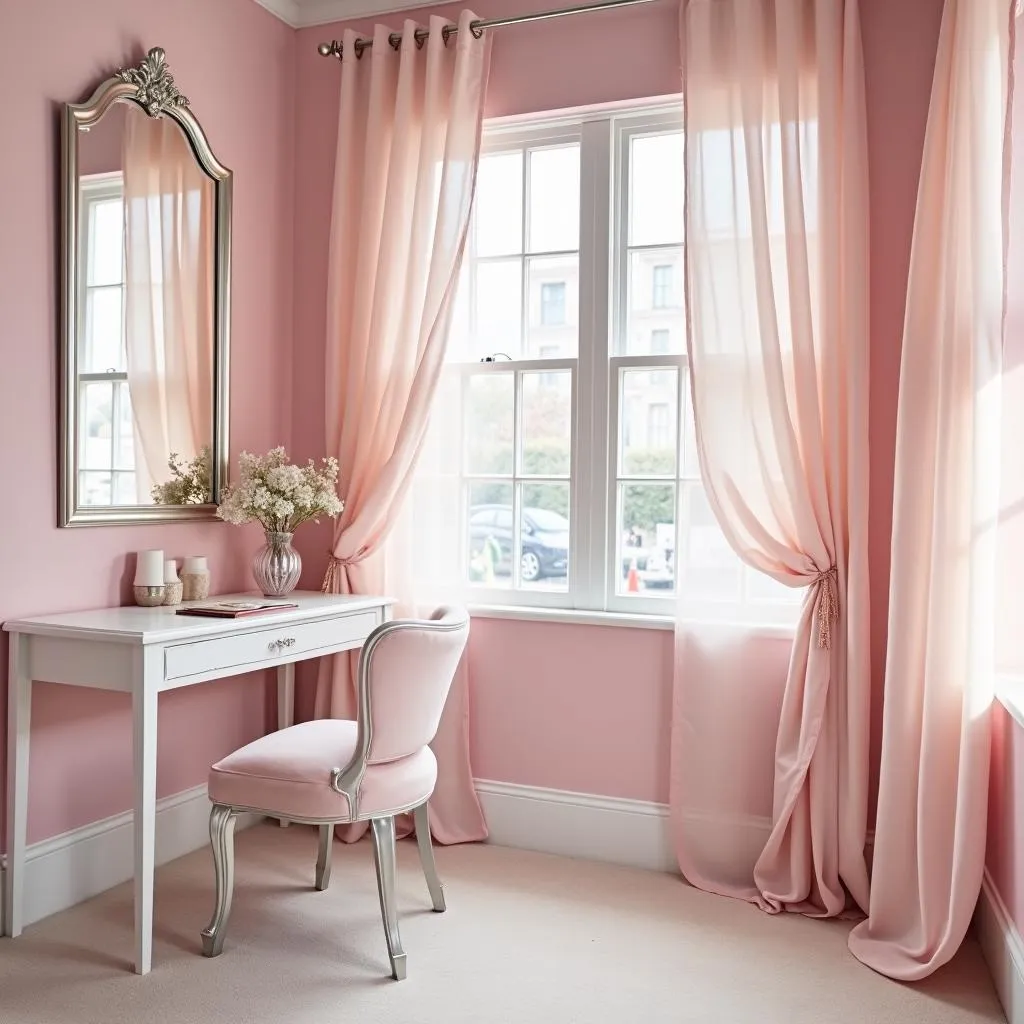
627 558 640 593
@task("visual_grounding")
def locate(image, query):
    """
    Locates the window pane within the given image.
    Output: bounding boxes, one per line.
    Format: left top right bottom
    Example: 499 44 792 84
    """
468 481 514 586
521 370 571 477
520 483 569 590
83 285 125 371
629 132 684 247
745 566 804 607
88 197 124 286
622 249 684 355
681 369 701 479
527 255 577 357
475 260 522 358
114 382 136 470
476 151 523 257
618 482 676 595
540 283 566 326
528 145 580 254
677 482 742 603
620 369 677 477
79 381 113 470
447 263 473 360
465 373 514 475
113 471 137 505
79 470 112 507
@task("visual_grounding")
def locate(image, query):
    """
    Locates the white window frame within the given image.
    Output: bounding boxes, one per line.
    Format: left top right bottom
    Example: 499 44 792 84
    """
447 121 582 610
453 103 800 625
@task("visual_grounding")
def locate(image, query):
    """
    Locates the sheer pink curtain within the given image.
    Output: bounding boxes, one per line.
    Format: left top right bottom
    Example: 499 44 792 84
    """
315 12 490 844
122 106 214 497
674 0 871 916
848 0 1014 979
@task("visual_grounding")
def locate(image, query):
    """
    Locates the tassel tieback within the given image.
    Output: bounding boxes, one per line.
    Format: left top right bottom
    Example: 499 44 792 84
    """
814 564 839 649
321 551 365 594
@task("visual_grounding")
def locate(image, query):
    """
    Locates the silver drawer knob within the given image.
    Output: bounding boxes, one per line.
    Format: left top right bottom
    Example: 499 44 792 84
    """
269 637 296 652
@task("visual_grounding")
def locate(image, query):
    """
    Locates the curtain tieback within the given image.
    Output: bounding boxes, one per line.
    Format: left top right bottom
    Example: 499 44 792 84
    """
813 565 839 650
320 551 365 594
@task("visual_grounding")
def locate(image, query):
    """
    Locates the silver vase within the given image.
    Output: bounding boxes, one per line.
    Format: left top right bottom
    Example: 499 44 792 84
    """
253 531 302 597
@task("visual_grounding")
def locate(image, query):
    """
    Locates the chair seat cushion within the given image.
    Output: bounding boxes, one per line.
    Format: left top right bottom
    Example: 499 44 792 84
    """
208 719 437 822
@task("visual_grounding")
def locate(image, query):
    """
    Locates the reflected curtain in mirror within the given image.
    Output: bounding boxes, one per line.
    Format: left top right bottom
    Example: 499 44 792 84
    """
122 106 214 503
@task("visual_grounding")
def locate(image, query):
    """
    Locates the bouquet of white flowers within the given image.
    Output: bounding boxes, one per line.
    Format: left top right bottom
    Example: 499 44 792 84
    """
216 447 344 533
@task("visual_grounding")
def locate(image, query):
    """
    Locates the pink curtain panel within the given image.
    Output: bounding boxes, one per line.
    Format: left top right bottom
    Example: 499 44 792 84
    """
673 0 872 918
315 11 491 845
848 0 1015 979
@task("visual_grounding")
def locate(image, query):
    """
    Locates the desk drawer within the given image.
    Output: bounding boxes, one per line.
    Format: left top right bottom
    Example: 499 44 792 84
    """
164 611 379 681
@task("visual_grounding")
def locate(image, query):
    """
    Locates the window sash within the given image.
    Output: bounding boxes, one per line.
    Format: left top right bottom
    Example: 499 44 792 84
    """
449 358 577 608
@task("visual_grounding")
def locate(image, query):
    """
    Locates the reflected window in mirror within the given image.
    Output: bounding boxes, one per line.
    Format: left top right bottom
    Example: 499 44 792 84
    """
78 172 137 506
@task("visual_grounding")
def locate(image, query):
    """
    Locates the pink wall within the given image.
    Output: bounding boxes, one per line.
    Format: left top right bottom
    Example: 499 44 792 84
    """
988 704 1024 936
0 0 295 844
78 103 126 177
291 0 946 827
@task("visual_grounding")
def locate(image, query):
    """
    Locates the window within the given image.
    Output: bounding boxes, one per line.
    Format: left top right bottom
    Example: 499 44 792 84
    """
652 265 676 309
77 172 137 507
540 282 567 326
438 107 801 624
650 329 671 354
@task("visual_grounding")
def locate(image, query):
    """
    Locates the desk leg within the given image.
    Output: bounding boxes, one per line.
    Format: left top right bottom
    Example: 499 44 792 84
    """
132 672 158 975
4 635 30 938
276 662 295 827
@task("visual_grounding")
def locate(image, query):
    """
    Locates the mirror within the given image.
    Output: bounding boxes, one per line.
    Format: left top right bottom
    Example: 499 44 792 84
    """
59 47 231 526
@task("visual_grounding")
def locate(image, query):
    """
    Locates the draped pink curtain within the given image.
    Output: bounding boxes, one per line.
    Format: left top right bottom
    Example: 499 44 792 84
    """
674 0 871 916
848 0 1015 979
314 12 491 845
122 106 214 498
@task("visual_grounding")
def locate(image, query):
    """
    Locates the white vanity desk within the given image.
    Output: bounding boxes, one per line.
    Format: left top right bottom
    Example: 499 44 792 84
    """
3 590 393 974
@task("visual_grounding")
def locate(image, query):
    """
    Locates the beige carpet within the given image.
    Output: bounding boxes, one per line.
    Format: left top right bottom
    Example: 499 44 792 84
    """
0 823 1005 1024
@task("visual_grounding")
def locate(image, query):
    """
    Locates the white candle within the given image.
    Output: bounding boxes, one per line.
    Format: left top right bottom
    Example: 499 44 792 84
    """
164 559 179 584
182 556 208 574
134 550 165 587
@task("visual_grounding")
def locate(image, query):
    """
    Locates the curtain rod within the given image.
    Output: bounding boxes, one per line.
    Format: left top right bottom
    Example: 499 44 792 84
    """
317 0 661 60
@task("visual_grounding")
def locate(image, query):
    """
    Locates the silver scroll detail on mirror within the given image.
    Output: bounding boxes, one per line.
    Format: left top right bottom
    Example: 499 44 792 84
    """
115 47 190 117
59 46 232 526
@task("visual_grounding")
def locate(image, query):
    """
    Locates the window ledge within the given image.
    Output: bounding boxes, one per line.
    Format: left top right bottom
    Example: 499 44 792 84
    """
997 676 1024 732
467 603 797 638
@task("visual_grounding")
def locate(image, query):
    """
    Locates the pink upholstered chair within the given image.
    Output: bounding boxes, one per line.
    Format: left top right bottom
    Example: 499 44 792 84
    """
199 607 470 980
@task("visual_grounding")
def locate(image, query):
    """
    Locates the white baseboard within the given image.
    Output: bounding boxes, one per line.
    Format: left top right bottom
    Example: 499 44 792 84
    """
474 779 679 873
976 868 1024 1024
0 785 260 930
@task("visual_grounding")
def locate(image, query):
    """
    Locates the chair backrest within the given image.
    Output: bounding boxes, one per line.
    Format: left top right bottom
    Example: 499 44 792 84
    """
357 606 470 765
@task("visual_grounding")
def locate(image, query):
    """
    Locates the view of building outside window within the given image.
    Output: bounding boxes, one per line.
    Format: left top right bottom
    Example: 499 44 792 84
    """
540 281 567 326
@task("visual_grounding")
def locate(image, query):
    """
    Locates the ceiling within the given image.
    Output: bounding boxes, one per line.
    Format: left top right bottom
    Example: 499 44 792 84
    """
252 0 433 28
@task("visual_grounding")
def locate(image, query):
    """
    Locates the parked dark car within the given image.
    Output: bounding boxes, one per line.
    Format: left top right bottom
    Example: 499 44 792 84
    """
469 504 569 582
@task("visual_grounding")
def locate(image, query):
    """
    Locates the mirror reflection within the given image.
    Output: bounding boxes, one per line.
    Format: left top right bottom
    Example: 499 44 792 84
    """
76 102 215 508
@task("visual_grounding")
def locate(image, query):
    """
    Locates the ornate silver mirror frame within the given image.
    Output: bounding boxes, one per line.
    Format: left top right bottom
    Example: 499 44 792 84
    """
59 47 232 526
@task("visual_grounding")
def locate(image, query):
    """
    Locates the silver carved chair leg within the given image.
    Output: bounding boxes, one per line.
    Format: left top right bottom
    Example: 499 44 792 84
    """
315 823 334 892
201 804 237 957
413 802 446 913
370 815 407 980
